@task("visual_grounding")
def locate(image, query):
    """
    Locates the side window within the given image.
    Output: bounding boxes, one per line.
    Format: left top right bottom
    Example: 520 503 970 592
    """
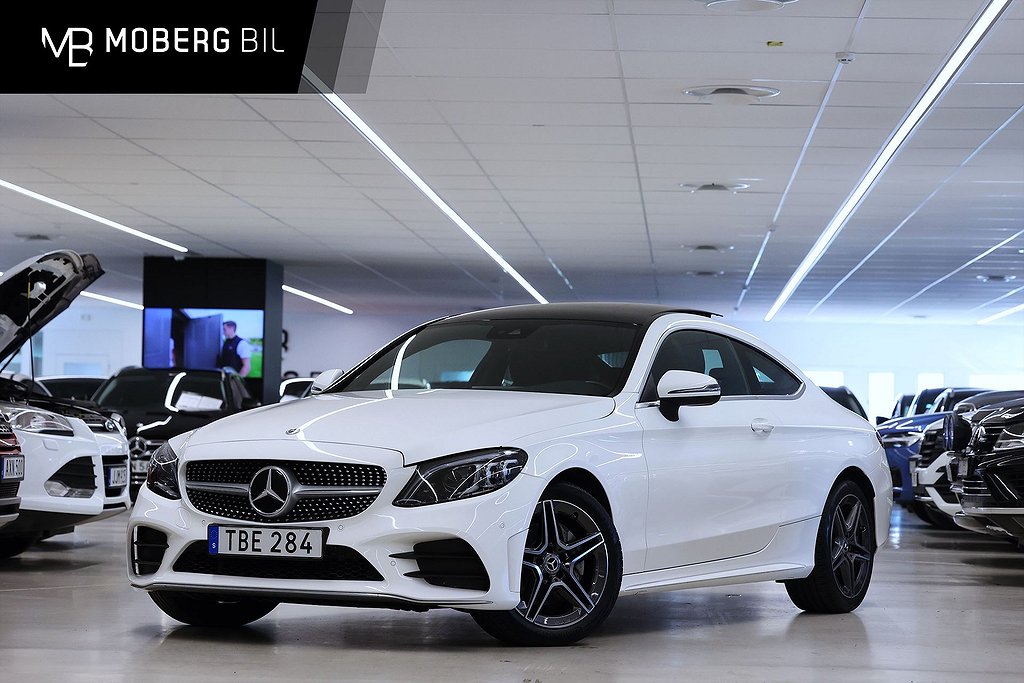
642 330 748 400
731 341 802 396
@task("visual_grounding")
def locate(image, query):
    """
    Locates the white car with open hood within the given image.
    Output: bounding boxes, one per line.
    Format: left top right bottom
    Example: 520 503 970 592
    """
0 251 130 558
128 303 891 645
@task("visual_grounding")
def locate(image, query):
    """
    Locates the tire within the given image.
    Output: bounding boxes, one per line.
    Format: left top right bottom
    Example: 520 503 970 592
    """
785 480 875 613
472 483 622 646
0 534 39 559
149 590 278 627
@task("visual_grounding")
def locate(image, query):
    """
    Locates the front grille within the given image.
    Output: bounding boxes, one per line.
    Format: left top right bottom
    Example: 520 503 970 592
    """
132 526 168 576
103 455 128 497
918 429 943 467
50 457 96 491
392 538 490 591
969 429 1001 456
184 460 387 523
962 476 990 497
0 481 19 498
186 460 387 488
173 540 384 581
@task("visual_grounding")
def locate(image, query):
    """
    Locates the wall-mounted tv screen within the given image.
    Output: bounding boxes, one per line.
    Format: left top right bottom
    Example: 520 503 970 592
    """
143 308 264 379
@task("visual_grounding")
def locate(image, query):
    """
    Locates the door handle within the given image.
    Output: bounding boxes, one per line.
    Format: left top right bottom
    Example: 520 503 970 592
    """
751 418 774 435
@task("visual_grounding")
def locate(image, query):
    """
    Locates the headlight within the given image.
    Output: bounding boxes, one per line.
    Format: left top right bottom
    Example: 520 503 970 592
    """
0 406 75 437
145 441 181 500
994 427 1024 452
881 431 924 449
393 448 527 508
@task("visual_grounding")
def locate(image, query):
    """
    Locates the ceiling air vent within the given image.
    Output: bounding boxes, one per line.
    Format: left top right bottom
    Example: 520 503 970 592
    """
698 0 800 11
684 85 780 105
683 244 736 253
976 274 1016 283
14 233 53 242
686 270 726 278
680 182 750 193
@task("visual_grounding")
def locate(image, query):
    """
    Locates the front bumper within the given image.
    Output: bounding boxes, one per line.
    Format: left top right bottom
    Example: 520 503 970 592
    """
884 444 917 504
127 450 543 611
912 452 960 518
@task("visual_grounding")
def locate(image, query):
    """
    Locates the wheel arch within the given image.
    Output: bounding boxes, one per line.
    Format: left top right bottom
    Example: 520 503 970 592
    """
545 467 613 520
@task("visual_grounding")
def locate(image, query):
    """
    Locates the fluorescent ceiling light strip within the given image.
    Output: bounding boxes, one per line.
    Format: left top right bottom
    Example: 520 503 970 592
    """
763 0 1011 322
735 228 775 310
978 302 1024 325
301 67 547 305
282 284 354 315
0 178 189 254
970 284 1024 311
79 291 144 310
808 105 1024 316
883 229 1024 316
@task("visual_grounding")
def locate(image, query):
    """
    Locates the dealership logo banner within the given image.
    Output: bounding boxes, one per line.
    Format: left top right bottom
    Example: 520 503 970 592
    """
1 1 380 94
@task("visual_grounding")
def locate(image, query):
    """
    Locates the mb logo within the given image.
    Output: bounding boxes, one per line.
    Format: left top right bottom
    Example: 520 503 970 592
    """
42 27 93 67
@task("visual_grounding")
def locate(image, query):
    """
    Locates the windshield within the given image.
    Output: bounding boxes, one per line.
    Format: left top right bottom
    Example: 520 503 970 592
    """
95 372 226 412
338 320 640 397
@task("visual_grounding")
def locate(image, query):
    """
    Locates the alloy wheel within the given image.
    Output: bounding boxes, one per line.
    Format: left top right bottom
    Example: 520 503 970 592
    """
829 494 872 598
517 499 609 629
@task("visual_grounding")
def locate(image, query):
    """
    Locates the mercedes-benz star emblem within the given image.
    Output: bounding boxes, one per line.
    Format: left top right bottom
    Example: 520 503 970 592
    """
248 466 295 517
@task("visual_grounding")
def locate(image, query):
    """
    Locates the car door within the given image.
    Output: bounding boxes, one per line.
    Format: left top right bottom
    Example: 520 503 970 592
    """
636 329 785 571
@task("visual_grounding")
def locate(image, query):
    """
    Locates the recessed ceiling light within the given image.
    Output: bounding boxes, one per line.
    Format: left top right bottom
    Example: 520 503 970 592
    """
680 182 751 193
682 244 736 253
683 85 780 105
976 274 1016 283
699 0 799 12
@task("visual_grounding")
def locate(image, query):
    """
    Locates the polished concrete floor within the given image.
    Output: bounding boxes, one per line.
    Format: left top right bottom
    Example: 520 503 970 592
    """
1 508 1021 682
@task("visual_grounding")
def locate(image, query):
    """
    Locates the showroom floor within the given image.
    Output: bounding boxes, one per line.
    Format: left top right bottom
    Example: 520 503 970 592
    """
0 508 1020 683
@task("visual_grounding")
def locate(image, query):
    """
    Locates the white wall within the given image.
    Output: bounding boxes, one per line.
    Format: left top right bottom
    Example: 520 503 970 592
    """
739 320 1024 420
7 300 142 377
280 311 434 376
278 311 1024 420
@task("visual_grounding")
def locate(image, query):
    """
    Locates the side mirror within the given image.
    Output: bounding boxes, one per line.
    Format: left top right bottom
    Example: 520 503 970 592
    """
310 368 345 395
657 370 721 421
240 397 261 410
944 405 974 452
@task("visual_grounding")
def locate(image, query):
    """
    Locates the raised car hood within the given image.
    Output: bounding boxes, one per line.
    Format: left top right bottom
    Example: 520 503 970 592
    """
0 251 103 362
187 390 616 464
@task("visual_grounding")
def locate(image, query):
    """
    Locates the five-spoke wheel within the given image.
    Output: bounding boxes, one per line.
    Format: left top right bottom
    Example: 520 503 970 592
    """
786 479 875 613
472 483 622 646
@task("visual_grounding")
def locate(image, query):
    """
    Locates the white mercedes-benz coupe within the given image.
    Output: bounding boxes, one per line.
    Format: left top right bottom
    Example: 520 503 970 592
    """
128 304 891 645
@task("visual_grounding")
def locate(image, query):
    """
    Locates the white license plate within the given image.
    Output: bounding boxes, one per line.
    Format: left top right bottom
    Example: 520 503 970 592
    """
208 526 324 559
107 466 128 488
1 456 25 481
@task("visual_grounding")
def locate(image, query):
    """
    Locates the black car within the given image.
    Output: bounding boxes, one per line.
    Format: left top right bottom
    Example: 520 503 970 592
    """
0 414 24 531
821 386 867 420
929 387 990 414
92 367 260 500
949 398 1024 540
37 376 108 401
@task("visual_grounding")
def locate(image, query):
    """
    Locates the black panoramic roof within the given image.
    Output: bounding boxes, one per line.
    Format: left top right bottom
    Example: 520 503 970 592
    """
442 303 719 326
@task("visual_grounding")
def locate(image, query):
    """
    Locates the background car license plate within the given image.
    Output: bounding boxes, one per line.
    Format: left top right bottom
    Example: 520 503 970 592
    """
208 526 323 558
1 456 25 481
108 466 128 487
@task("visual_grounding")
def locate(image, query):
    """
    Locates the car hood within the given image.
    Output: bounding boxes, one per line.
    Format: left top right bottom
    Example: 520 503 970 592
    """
187 390 616 465
0 250 103 362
